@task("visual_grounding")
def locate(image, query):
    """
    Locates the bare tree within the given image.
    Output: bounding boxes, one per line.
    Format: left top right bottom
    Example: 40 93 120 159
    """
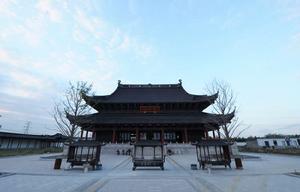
206 79 249 140
53 81 93 141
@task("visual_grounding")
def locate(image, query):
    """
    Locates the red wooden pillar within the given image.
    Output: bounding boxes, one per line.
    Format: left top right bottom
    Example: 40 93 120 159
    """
112 129 116 143
161 128 164 144
184 128 188 143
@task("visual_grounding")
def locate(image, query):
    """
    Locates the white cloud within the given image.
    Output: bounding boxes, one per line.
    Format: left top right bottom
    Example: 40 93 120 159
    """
1 2 59 47
2 87 38 98
292 33 300 42
0 1 155 96
94 45 108 60
104 28 153 60
0 0 17 17
220 9 243 31
273 0 300 22
9 71 44 90
282 2 300 21
117 34 153 59
0 49 53 99
118 35 131 50
134 42 153 59
286 32 300 51
0 48 20 65
36 0 61 22
0 48 43 70
72 7 154 60
2 69 51 99
1 15 46 46
108 28 123 49
128 0 139 16
21 17 45 46
0 1 156 133
0 108 18 114
1 109 54 122
73 27 86 43
74 9 105 39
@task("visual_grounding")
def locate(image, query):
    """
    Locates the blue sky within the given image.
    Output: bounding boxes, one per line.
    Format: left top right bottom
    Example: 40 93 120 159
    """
0 0 299 136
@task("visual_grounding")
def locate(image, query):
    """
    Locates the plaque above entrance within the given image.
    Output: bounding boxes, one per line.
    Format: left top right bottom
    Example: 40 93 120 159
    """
140 106 160 113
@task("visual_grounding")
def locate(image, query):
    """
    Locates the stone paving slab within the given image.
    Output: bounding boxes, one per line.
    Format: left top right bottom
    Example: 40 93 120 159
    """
97 178 197 192
1 153 300 192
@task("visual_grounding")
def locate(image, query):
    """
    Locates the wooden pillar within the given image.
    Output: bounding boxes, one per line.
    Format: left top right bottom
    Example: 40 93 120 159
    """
204 128 208 139
80 129 84 139
92 131 96 140
112 129 116 143
7 138 10 149
85 130 88 140
213 129 218 160
135 128 139 142
161 128 164 144
184 128 188 143
217 129 221 138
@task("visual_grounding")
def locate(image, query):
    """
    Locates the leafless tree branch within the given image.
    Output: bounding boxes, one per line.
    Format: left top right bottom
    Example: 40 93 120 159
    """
206 79 250 140
52 81 93 141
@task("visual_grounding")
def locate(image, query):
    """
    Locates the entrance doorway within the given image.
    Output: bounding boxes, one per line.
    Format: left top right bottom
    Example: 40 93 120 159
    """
135 130 184 143
139 131 161 140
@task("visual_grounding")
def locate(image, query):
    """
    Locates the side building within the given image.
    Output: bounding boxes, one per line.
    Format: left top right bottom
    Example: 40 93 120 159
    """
247 137 300 148
0 132 67 149
67 81 234 143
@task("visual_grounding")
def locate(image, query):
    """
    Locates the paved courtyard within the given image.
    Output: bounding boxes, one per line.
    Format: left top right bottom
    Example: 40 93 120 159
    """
0 153 300 192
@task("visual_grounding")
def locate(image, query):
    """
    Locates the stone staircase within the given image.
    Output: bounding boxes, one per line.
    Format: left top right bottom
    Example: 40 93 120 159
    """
101 143 196 155
102 143 133 155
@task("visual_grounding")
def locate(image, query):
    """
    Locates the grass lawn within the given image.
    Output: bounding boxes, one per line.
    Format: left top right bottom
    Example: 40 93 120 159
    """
0 148 63 157
240 147 300 156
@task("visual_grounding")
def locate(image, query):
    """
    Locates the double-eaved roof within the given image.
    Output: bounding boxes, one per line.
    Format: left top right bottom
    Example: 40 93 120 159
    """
67 81 234 129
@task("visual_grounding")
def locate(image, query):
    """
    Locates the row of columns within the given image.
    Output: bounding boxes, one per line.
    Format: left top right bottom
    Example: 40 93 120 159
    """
0 138 59 149
81 128 221 143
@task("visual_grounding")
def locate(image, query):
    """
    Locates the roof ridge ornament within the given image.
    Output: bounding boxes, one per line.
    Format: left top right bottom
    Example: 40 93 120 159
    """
118 80 121 86
178 79 182 85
